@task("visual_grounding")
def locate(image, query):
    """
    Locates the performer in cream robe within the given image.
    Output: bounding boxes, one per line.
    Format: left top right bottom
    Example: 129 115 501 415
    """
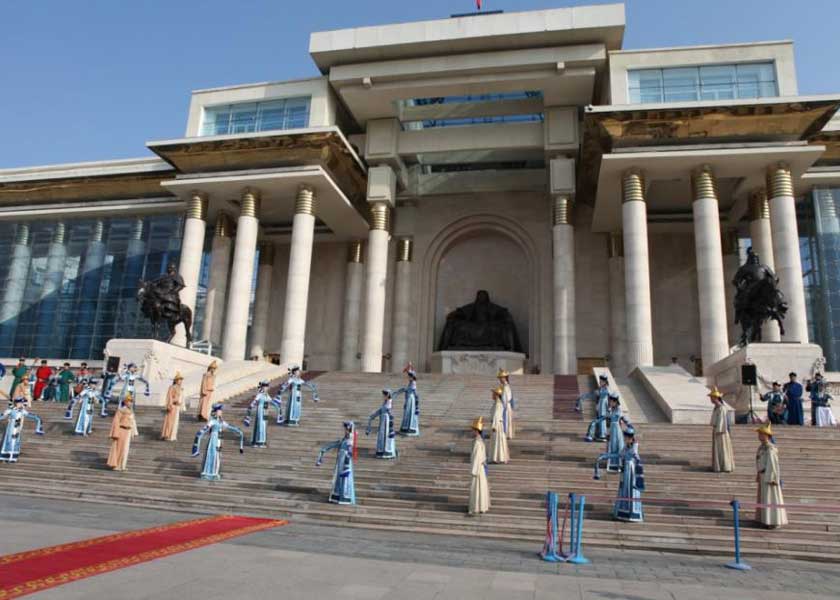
497 369 515 440
197 361 218 421
160 373 184 441
107 394 138 471
709 387 734 473
755 423 788 528
489 387 509 464
468 417 490 515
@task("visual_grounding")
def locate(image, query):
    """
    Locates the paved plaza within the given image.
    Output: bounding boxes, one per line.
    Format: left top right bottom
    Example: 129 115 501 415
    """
1 494 837 599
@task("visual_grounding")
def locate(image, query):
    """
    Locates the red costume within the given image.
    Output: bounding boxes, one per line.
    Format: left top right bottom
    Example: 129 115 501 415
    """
34 366 53 400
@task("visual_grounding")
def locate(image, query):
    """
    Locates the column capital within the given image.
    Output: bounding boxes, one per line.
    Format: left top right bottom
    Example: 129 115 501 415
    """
130 218 144 241
748 189 770 221
367 165 397 209
766 162 793 198
369 201 391 232
215 211 233 237
621 169 646 203
552 195 574 226
608 232 624 258
240 188 261 218
14 223 30 246
91 218 105 243
187 192 208 220
396 237 413 262
690 165 718 201
348 240 365 263
295 185 316 215
52 221 66 244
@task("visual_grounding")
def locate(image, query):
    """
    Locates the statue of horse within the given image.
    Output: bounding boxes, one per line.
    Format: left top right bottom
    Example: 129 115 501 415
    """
732 247 788 346
137 280 193 346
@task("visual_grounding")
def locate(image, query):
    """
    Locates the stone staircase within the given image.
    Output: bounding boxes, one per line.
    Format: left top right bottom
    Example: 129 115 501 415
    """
4 371 840 562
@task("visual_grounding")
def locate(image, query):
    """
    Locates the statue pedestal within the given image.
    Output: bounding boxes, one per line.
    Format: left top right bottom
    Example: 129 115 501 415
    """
430 351 526 375
104 339 219 407
705 343 824 417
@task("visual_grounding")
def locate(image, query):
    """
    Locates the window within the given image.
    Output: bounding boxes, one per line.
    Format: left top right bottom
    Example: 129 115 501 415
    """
200 97 311 136
400 91 544 129
628 62 777 104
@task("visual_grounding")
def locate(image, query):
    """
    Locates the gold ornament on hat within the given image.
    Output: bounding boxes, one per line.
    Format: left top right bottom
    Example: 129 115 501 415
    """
708 387 723 399
208 361 218 370
471 416 484 432
496 368 509 379
756 423 773 437
492 386 504 398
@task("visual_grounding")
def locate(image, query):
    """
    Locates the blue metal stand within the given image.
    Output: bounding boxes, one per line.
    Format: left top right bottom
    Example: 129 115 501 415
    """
725 499 752 571
540 491 563 562
567 495 590 564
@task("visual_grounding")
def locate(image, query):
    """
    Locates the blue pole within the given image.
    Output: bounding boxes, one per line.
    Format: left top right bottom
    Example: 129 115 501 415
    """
725 499 752 571
568 493 577 557
568 495 590 565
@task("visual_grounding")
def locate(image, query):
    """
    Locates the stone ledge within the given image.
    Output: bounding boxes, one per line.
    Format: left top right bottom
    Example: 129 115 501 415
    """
430 351 526 375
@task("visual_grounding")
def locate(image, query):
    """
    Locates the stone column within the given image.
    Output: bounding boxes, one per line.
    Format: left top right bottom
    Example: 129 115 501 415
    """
0 224 32 353
608 232 627 375
172 193 207 346
621 169 654 369
201 212 233 347
72 219 108 358
749 189 781 342
767 163 808 343
552 195 576 375
279 185 317 367
691 166 729 372
249 243 275 360
34 222 68 355
721 228 740 348
390 238 413 372
222 190 260 361
362 202 391 373
340 241 364 371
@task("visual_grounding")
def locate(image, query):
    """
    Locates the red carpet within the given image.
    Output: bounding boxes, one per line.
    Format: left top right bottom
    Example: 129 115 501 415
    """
0 515 287 599
553 375 583 419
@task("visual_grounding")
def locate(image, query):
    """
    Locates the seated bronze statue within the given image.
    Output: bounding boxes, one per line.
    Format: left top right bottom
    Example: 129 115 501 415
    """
438 290 523 352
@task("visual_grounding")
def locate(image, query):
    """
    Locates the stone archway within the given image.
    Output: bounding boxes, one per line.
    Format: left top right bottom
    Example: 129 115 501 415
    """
417 214 542 370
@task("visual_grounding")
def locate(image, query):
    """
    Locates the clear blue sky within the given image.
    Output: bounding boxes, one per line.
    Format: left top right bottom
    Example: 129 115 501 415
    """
1 0 838 168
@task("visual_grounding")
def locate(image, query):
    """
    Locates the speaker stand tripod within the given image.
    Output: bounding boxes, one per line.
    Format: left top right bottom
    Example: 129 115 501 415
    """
744 384 762 424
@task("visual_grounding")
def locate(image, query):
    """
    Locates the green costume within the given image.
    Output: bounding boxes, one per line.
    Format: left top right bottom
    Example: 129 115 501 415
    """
58 369 75 403
10 365 26 395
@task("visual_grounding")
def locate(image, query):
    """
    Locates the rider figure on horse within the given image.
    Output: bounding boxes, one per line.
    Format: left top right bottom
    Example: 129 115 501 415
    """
138 263 193 345
732 247 788 346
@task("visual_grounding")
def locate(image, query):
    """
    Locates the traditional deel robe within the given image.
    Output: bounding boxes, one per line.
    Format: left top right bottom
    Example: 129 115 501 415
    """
244 390 280 447
0 406 44 462
755 441 788 527
594 386 610 440
762 390 786 425
34 365 51 400
367 399 397 459
317 428 356 505
469 434 491 515
57 369 75 403
192 418 244 481
501 382 516 440
10 364 27 396
106 406 138 471
118 370 150 407
66 388 101 436
490 395 509 464
605 406 629 472
784 381 804 426
807 379 830 426
160 384 184 441
395 380 420 436
197 371 216 421
277 375 319 426
613 442 644 522
99 371 119 417
711 403 735 473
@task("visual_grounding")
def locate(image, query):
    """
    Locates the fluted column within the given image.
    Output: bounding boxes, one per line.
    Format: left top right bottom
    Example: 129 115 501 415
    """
249 243 275 359
202 212 233 347
767 163 808 343
608 233 627 375
222 190 260 361
172 193 207 346
622 169 654 369
748 189 781 342
721 228 740 348
390 238 413 372
362 201 391 373
0 224 33 353
279 185 317 367
72 219 108 358
691 166 729 371
340 241 365 371
34 222 68 355
552 195 576 375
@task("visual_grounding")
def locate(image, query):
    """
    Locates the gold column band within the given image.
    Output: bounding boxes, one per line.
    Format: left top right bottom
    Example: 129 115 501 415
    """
369 202 391 231
14 223 30 246
91 218 105 243
215 212 232 237
552 195 574 226
130 218 144 241
749 189 770 220
295 185 315 215
622 169 645 203
691 165 718 201
608 232 624 258
766 163 794 199
186 193 208 220
240 190 260 218
397 238 413 262
258 243 275 266
348 241 364 263
721 229 739 255
52 222 66 245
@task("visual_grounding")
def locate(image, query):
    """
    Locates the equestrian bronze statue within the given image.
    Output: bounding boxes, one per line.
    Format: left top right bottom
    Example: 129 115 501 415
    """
137 263 193 346
732 247 788 346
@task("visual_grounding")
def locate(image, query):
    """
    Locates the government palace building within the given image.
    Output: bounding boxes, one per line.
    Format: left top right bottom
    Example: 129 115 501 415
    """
1 2 839 379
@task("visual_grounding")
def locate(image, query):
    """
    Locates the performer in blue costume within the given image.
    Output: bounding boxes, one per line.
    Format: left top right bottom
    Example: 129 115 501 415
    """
99 363 120 417
0 397 45 463
244 381 281 447
783 372 804 426
595 426 644 522
367 390 398 459
192 404 244 481
587 393 631 472
65 378 102 436
578 375 610 441
394 363 420 436
101 363 150 418
316 421 357 505
276 366 319 426
806 373 830 426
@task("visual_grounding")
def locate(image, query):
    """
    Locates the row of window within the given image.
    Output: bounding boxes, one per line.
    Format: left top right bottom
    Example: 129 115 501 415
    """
628 62 778 104
200 97 311 137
